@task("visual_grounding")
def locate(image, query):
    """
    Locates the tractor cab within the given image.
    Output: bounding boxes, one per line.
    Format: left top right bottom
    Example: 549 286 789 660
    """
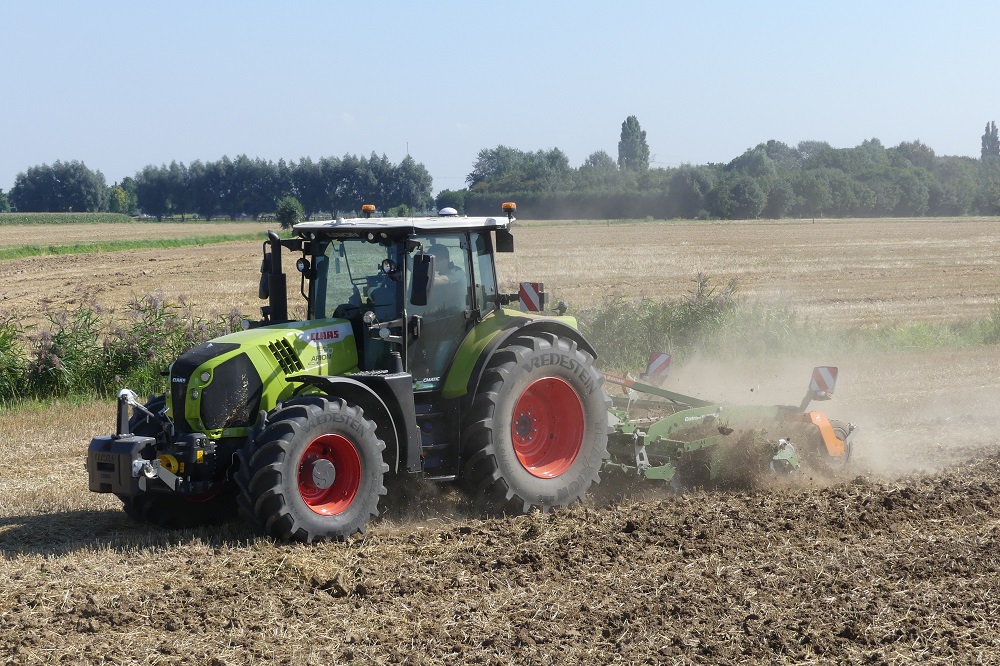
278 204 516 392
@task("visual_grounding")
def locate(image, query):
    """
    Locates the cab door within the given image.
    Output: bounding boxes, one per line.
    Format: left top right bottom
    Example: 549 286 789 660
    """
406 233 473 389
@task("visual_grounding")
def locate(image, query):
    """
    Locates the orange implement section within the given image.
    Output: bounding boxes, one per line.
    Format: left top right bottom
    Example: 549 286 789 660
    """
809 411 845 457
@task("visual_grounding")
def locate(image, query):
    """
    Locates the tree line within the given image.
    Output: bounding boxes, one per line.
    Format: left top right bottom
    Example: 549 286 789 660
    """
437 117 1000 219
1 153 433 221
4 116 1000 220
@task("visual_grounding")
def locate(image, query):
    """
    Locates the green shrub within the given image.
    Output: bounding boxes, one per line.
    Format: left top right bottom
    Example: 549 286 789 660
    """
984 300 1000 345
102 293 242 396
0 313 28 401
579 274 751 370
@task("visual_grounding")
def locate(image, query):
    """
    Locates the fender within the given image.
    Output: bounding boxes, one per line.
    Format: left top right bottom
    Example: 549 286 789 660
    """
459 316 598 413
287 374 421 474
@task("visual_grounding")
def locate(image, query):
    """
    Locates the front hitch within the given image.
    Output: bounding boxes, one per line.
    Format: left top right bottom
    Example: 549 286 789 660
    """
132 459 179 491
115 388 172 438
88 389 209 496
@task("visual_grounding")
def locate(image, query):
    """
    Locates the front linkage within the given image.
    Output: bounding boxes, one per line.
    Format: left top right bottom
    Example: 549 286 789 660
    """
88 389 219 498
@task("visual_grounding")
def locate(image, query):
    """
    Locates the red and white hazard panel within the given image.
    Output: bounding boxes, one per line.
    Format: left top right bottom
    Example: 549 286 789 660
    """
519 282 545 312
809 366 838 397
641 352 672 383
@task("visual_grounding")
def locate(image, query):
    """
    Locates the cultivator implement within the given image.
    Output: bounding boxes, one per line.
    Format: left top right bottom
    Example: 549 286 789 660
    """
602 366 859 487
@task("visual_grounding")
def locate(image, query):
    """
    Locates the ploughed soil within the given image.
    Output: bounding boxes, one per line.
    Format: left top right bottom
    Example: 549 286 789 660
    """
2 354 999 665
1 458 998 664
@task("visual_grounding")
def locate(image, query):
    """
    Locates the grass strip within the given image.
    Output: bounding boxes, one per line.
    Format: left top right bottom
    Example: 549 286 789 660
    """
0 213 136 225
0 234 266 260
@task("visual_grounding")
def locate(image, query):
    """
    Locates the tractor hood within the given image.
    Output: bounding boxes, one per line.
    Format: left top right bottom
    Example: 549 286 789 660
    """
169 319 359 438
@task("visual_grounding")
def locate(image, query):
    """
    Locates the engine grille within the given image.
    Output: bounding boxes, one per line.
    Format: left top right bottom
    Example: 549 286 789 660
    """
268 338 304 374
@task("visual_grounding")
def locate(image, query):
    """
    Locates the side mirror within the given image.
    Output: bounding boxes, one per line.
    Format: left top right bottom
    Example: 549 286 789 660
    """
410 253 435 306
495 228 514 253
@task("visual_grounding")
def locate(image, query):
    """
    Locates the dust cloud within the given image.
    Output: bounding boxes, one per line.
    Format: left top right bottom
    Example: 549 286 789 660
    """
656 348 1000 479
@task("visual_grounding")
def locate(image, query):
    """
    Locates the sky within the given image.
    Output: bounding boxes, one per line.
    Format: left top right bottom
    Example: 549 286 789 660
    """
3 1 1000 195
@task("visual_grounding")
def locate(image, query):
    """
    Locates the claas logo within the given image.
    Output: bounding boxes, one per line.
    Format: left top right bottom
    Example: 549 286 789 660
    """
298 324 350 345
307 330 340 342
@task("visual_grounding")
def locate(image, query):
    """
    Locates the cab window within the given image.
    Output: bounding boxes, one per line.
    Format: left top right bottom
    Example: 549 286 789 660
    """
406 233 472 388
312 238 398 321
472 232 498 316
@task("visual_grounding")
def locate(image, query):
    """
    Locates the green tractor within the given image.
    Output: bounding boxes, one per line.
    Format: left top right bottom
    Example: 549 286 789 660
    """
88 204 858 542
88 203 610 542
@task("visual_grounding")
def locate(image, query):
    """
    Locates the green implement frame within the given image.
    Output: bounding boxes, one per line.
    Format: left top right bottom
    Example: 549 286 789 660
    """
601 369 855 485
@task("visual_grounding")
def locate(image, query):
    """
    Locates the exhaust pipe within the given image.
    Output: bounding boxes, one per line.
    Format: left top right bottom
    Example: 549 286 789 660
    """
266 230 288 324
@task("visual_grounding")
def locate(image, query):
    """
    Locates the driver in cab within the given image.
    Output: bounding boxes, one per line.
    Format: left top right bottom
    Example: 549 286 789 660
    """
424 243 467 315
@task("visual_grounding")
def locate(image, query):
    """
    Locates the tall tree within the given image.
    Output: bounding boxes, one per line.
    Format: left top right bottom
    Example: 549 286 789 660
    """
707 172 766 219
582 150 617 172
617 115 650 171
275 195 303 229
165 161 190 219
119 176 139 215
762 178 795 218
791 171 833 217
107 185 129 214
466 145 526 189
576 150 623 190
9 161 107 212
292 157 328 219
894 140 936 171
982 121 999 162
0 188 10 213
435 189 466 214
135 164 171 220
666 165 715 218
187 160 220 220
392 155 434 210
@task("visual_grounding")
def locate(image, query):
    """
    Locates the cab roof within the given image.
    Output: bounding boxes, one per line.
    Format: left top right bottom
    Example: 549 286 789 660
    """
294 213 513 237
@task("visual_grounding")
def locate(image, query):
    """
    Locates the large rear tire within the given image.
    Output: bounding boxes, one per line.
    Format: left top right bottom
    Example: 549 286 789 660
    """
116 396 235 529
235 396 388 543
461 333 609 513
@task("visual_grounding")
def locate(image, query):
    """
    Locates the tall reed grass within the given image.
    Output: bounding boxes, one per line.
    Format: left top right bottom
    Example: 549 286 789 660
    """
2 280 997 405
576 275 1000 372
0 293 241 405
577 274 812 371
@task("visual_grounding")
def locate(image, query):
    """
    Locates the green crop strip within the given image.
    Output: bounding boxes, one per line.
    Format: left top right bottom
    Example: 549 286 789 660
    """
0 234 265 260
0 213 137 225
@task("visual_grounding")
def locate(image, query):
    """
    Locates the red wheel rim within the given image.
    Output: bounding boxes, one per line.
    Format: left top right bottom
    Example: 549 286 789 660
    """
298 434 361 515
511 377 585 478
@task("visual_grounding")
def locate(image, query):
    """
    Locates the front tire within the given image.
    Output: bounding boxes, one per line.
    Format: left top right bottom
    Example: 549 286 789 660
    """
461 333 609 513
235 396 388 543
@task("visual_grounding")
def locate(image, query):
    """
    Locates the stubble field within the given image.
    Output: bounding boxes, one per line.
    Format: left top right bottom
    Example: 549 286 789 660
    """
1 217 1000 664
